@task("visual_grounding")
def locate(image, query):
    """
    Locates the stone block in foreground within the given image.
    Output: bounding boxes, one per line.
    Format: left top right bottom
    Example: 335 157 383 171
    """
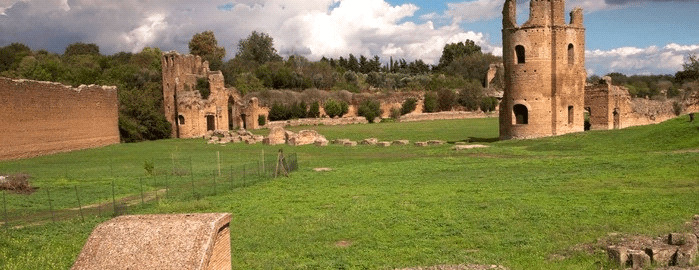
72 213 232 270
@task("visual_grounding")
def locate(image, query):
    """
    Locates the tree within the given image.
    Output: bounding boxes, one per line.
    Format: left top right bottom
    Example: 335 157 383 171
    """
423 92 438 113
235 31 282 65
189 31 226 70
400 98 417 115
0 43 32 72
324 99 348 118
458 80 485 111
437 40 481 70
64 42 100 57
437 88 456 111
357 99 382 123
676 53 699 83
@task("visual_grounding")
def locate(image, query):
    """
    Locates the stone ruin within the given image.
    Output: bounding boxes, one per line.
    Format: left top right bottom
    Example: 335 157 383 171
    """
72 213 231 270
605 215 699 269
205 129 264 145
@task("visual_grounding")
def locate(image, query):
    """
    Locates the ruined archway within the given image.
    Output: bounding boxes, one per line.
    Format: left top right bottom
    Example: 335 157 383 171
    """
515 45 526 64
613 108 620 129
227 97 235 130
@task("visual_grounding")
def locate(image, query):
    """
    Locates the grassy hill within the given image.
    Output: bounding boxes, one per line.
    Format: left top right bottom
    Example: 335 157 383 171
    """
1 116 697 269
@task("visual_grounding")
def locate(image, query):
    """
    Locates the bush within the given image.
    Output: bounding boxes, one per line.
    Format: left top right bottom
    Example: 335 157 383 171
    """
290 102 308 119
458 81 485 111
401 98 417 115
673 101 683 116
308 101 320 118
258 114 266 126
437 88 456 111
0 173 34 194
324 99 349 118
390 107 401 120
268 102 290 121
358 99 382 123
480 97 499 112
423 92 438 113
196 77 210 99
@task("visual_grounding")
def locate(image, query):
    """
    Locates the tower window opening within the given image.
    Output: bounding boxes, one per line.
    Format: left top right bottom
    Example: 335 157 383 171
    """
515 45 526 64
178 115 185 125
568 44 575 65
513 104 529 125
568 106 574 125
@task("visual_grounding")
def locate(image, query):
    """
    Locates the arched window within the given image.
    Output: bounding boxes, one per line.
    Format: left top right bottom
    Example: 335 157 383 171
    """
568 44 574 65
568 106 574 125
515 45 526 64
513 104 528 125
178 115 185 125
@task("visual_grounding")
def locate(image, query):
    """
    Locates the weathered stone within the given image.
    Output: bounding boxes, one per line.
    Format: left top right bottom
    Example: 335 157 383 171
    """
392 140 410 145
415 142 428 147
452 144 489 150
606 246 629 267
253 135 264 142
313 168 332 172
244 138 258 144
377 141 391 147
288 130 325 146
218 137 232 144
343 141 357 147
333 139 351 145
360 138 378 145
314 138 329 146
645 246 678 267
676 234 698 267
264 126 287 145
427 140 445 145
628 249 650 269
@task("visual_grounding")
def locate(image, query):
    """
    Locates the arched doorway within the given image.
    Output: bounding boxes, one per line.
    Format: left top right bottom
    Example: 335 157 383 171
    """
613 108 620 129
228 97 235 130
513 104 528 125
206 115 215 131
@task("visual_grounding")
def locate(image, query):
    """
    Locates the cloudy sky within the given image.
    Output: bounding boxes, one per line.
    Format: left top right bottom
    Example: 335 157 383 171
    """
0 0 697 75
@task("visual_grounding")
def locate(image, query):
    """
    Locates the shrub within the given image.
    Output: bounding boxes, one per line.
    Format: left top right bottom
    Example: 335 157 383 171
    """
390 107 401 120
437 88 456 111
458 81 485 111
401 98 417 115
196 77 210 99
143 160 155 176
673 101 683 116
358 99 382 123
308 101 320 118
423 92 438 113
258 114 266 126
290 102 308 119
480 97 499 112
268 102 290 121
324 99 349 118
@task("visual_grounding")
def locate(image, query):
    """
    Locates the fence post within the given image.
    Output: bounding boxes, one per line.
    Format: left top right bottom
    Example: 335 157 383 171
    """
139 177 144 205
165 173 169 199
229 165 233 189
261 150 265 177
190 157 197 201
2 190 7 228
153 174 158 202
217 151 221 177
75 186 84 222
212 171 217 196
46 188 55 223
111 179 116 215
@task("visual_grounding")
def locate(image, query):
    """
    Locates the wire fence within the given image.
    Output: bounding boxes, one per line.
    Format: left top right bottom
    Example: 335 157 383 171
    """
0 150 298 229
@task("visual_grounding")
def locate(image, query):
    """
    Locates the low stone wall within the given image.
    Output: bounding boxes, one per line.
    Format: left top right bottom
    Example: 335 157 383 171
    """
265 111 495 128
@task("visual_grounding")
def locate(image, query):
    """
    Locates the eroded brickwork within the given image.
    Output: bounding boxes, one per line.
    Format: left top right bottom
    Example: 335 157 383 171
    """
0 78 119 160
499 0 586 139
585 77 679 130
162 52 265 138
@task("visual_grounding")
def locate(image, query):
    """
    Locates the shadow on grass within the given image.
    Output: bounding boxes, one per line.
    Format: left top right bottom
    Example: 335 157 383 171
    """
448 137 500 144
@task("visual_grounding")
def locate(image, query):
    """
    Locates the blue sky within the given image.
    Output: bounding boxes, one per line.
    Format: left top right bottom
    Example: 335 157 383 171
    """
0 0 697 75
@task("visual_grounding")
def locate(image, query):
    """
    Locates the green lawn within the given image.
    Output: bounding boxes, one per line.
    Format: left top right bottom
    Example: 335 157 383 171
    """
1 116 698 269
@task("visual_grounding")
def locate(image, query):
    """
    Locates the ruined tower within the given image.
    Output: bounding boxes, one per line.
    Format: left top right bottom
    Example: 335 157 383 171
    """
499 0 586 139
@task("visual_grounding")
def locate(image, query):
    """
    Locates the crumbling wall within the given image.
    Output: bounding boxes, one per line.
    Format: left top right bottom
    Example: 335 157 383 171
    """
0 77 119 160
585 77 678 130
162 52 264 138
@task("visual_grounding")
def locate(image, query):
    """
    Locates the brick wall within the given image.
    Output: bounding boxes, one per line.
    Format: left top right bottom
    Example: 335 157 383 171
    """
0 77 119 160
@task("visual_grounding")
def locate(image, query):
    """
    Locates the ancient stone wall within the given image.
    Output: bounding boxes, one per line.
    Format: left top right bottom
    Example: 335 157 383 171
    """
585 77 681 130
499 0 586 139
0 77 119 160
162 52 263 138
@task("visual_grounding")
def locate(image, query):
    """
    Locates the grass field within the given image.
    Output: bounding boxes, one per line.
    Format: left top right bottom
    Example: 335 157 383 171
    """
1 116 698 269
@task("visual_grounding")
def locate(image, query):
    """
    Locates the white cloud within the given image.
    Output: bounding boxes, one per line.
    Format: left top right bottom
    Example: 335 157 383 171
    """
586 43 699 75
0 0 499 65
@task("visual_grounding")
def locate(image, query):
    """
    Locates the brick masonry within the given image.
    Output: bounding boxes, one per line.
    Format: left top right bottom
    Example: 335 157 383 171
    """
0 77 119 160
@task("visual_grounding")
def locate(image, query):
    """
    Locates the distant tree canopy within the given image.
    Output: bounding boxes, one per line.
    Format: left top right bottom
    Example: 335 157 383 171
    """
64 42 100 57
189 31 226 71
235 31 282 66
437 40 482 70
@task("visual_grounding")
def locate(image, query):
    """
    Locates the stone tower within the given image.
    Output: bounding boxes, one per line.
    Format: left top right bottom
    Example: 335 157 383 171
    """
499 0 586 139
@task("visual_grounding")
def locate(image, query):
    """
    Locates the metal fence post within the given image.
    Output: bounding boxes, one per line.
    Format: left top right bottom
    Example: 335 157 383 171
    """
75 186 84 222
46 188 55 223
139 177 144 205
2 191 7 228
